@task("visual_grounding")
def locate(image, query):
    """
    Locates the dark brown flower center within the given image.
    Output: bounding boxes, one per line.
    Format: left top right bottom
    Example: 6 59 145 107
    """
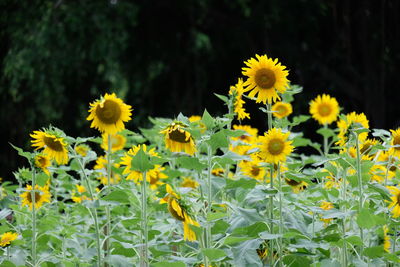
250 167 261 177
95 99 122 124
27 192 41 203
167 197 185 221
397 193 400 206
255 68 276 89
394 136 400 151
276 105 288 116
37 156 47 166
286 179 301 186
149 174 158 185
43 136 64 152
169 129 190 143
318 104 332 117
268 138 284 155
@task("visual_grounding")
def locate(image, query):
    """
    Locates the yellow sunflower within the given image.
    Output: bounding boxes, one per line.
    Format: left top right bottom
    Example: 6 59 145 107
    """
390 128 400 158
309 94 339 125
242 54 290 104
336 112 369 147
258 128 293 164
20 184 51 210
319 201 334 225
239 156 266 182
229 78 250 120
285 178 307 193
272 102 293 119
0 232 18 247
180 177 199 188
230 125 258 155
387 186 400 218
34 154 51 176
87 93 132 135
94 156 121 185
147 165 168 190
211 168 225 177
101 133 126 152
120 144 159 183
383 225 391 253
160 122 196 155
31 130 69 165
160 185 200 241
75 144 90 157
71 184 91 203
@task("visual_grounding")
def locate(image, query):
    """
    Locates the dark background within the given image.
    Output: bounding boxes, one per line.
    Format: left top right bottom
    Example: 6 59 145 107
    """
1 0 399 182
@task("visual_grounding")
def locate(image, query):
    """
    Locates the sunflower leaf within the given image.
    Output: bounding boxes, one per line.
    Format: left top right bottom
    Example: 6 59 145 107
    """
130 147 154 172
202 109 215 129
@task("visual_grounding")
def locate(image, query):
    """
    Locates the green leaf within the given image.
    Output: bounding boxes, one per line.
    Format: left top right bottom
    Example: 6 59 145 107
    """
102 190 130 204
317 127 336 138
214 93 228 103
130 147 154 172
291 115 310 126
283 255 312 267
357 208 376 229
345 236 363 246
176 156 206 171
364 246 384 258
292 137 311 147
207 130 229 151
224 236 252 245
202 248 227 261
202 109 214 129
368 183 392 201
226 178 256 190
231 239 263 267
9 143 32 161
232 222 268 237
207 212 227 221
36 172 49 187
153 262 186 267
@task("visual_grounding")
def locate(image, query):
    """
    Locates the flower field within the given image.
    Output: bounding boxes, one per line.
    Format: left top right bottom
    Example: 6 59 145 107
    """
1 54 400 266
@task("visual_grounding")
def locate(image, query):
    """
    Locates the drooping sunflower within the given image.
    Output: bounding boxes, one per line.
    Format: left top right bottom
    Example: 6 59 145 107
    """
120 144 159 183
71 184 91 203
242 54 290 104
160 185 200 241
229 78 250 120
31 130 69 165
180 177 199 188
160 122 196 155
20 184 51 210
309 94 339 125
387 186 400 218
87 93 132 135
389 128 400 158
147 165 168 190
336 112 369 147
230 125 258 155
75 144 90 157
272 102 293 119
0 232 18 247
101 133 126 152
258 128 294 164
285 178 307 193
34 154 51 176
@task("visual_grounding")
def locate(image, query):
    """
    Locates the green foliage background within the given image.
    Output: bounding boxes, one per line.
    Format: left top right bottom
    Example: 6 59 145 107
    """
1 0 399 180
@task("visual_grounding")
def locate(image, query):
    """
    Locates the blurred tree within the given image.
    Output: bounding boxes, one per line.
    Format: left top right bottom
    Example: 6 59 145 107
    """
0 0 399 181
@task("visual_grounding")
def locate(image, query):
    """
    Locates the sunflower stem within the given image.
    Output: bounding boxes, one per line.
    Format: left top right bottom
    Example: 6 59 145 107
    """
267 104 273 130
269 163 275 265
30 164 37 267
204 144 213 265
385 155 392 187
323 124 329 156
341 168 348 267
75 150 102 267
140 171 149 267
277 162 283 267
355 133 364 258
104 134 113 266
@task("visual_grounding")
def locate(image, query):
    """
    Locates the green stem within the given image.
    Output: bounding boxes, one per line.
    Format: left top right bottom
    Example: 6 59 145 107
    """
355 133 364 257
76 152 102 267
105 134 113 266
140 172 149 267
30 166 37 266
267 103 273 130
277 162 283 267
342 168 348 267
204 145 213 266
7 246 10 261
385 155 392 187
269 164 275 265
323 124 329 156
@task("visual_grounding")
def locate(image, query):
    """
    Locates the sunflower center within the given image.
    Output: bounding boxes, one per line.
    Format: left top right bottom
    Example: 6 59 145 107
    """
250 167 261 177
167 197 186 221
169 129 190 143
318 104 332 117
27 192 41 203
255 68 276 89
95 99 122 124
268 138 284 155
37 156 47 167
43 136 64 152
397 193 400 206
286 179 301 186
276 105 288 116
394 136 400 151
149 174 158 185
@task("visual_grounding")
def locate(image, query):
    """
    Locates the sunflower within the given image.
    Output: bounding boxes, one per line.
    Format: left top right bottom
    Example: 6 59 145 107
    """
229 78 250 120
71 184 91 203
160 185 200 241
101 133 126 152
285 178 307 193
31 130 69 165
0 232 18 247
242 54 289 104
94 156 121 185
389 128 400 158
319 201 334 225
120 144 159 183
87 93 132 135
387 186 400 218
180 177 199 188
160 122 196 155
34 154 51 176
272 102 293 119
230 125 258 155
383 225 391 253
75 144 90 157
239 156 266 182
336 112 369 147
20 184 51 210
258 128 293 164
147 165 168 190
309 94 339 125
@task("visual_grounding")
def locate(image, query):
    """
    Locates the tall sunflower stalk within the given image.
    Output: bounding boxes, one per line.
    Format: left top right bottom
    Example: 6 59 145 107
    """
354 132 364 257
140 171 149 267
104 134 113 265
277 162 283 267
266 103 275 265
29 161 37 266
203 144 213 267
